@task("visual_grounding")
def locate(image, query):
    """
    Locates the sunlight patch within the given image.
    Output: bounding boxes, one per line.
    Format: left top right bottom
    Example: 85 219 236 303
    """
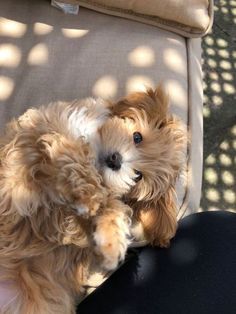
0 18 27 38
203 106 210 117
223 190 235 204
27 43 49 65
206 188 220 202
231 125 236 136
62 28 89 38
204 168 218 184
0 76 14 101
223 83 235 94
216 38 228 47
233 141 236 150
164 80 186 106
206 47 215 56
126 76 154 94
0 44 21 67
222 72 233 81
163 48 185 75
208 58 217 68
206 154 216 165
209 72 219 80
128 46 155 67
205 36 214 46
34 23 53 35
219 153 232 166
218 49 229 58
211 82 221 93
220 140 229 150
212 95 223 106
221 171 234 186
220 60 232 70
93 75 117 98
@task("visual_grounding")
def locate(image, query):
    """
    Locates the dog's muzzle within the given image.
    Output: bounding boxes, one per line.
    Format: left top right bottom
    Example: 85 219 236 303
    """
105 152 122 171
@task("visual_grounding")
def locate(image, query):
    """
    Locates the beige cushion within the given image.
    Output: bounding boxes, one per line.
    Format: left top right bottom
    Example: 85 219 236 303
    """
0 0 202 220
58 0 214 37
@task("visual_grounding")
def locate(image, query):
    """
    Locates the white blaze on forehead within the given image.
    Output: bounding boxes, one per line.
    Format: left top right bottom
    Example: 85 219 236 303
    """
68 98 110 141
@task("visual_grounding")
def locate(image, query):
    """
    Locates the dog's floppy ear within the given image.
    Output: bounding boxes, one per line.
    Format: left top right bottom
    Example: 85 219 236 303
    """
0 120 44 216
132 185 177 247
111 84 169 125
0 114 65 217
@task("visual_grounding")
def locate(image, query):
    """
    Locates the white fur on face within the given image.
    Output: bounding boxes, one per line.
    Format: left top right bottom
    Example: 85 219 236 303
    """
68 98 110 156
99 117 142 195
68 103 140 195
102 165 137 195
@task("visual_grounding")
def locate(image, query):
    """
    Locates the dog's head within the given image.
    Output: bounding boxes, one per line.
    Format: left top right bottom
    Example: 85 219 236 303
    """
99 85 186 201
99 85 186 246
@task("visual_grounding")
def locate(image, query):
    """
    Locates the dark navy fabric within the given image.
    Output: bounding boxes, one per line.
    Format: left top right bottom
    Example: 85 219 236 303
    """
77 211 236 314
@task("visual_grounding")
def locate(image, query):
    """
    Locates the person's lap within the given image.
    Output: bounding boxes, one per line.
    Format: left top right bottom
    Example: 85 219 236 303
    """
77 211 236 314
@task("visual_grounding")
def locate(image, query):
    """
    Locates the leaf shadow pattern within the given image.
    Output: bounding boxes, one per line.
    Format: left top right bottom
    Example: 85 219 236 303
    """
200 0 236 212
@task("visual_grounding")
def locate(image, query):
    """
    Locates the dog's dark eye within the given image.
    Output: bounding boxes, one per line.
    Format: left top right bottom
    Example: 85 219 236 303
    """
134 170 143 182
133 132 143 144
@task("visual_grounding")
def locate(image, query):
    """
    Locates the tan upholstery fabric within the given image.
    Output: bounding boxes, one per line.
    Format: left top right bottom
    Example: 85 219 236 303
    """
0 0 202 219
59 0 214 37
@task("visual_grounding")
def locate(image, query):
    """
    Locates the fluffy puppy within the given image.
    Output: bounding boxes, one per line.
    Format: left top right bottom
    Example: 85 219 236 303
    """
0 85 186 313
0 98 132 314
103 85 187 247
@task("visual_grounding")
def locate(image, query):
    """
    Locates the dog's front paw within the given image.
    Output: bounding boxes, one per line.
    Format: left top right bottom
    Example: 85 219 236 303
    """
72 200 100 218
59 170 108 218
94 234 125 270
94 214 131 270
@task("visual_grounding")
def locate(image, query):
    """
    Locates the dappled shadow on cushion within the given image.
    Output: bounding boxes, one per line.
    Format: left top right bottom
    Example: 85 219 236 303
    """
200 0 236 213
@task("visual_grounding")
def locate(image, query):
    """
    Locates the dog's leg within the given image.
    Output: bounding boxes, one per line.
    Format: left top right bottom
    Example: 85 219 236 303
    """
93 199 132 270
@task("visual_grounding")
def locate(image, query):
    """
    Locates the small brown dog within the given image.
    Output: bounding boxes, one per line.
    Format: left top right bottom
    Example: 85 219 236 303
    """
0 85 186 313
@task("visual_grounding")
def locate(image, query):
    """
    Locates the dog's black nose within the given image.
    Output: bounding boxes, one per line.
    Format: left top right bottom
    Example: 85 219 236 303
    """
105 152 122 171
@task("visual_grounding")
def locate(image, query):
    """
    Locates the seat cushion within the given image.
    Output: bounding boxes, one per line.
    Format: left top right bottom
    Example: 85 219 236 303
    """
55 0 214 37
0 0 202 218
